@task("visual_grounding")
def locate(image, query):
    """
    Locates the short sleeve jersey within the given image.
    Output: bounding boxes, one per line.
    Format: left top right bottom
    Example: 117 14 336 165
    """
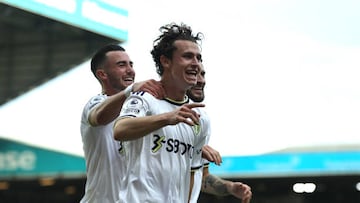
189 109 212 203
80 94 126 203
117 91 209 203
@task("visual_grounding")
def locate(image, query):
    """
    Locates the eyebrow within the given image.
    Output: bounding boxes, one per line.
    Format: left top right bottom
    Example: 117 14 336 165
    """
182 52 202 61
116 60 133 66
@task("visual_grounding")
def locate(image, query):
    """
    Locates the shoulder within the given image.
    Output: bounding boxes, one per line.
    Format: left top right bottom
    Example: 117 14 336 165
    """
120 91 155 116
85 94 107 110
81 94 106 122
127 91 157 105
88 94 106 104
130 91 155 99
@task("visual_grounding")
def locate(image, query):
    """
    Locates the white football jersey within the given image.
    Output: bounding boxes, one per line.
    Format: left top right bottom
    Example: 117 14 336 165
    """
189 115 211 203
80 94 126 203
189 162 210 203
117 91 209 203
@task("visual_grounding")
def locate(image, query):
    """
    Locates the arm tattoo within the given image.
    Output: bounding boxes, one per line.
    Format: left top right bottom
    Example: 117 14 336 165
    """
201 174 230 196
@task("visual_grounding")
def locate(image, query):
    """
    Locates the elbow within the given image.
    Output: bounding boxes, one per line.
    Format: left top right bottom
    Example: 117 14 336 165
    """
97 111 119 126
113 131 123 141
113 117 145 141
114 126 128 141
113 120 127 141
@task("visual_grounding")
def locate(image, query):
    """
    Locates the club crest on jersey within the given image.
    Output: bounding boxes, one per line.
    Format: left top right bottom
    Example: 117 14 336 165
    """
192 124 201 136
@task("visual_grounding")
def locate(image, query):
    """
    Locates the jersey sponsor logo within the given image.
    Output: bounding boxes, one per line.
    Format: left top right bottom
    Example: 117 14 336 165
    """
152 134 194 158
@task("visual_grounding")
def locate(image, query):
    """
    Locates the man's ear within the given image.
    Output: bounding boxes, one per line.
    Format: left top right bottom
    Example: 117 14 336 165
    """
96 69 107 80
160 55 170 70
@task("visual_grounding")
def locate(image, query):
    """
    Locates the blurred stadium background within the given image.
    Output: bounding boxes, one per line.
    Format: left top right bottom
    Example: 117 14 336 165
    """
0 1 359 202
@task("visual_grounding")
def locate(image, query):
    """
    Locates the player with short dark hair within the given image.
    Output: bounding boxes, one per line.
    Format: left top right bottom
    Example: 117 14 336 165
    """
80 44 163 203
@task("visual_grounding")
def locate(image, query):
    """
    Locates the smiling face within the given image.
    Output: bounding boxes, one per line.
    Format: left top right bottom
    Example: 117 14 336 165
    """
161 40 202 98
187 64 205 102
97 50 135 95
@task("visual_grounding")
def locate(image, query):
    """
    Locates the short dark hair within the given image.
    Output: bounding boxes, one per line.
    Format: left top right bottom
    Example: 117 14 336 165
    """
90 44 126 78
150 23 203 76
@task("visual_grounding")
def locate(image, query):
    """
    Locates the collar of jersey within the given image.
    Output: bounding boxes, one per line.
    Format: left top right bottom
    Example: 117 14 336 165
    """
164 95 189 106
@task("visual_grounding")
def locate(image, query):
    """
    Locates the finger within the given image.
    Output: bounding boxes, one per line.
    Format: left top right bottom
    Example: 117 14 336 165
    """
147 80 166 97
188 112 200 125
152 80 166 95
214 154 222 165
211 150 222 165
185 103 205 109
179 111 200 125
180 116 196 126
201 149 212 161
208 152 220 165
180 106 201 122
245 193 252 202
242 198 251 203
137 80 165 99
141 87 156 97
242 190 252 203
142 81 157 91
202 150 215 162
204 145 222 165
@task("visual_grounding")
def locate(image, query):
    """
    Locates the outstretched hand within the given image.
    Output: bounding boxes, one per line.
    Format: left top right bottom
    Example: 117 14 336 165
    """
134 79 165 99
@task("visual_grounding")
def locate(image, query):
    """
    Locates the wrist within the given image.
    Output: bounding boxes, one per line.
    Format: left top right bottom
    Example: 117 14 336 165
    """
124 84 134 98
225 181 234 195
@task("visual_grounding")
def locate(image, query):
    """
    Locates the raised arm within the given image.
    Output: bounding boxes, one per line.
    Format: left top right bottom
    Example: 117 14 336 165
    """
114 113 170 141
89 79 164 126
113 102 205 141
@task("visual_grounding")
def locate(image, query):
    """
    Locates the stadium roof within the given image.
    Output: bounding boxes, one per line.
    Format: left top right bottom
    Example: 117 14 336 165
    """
0 3 120 106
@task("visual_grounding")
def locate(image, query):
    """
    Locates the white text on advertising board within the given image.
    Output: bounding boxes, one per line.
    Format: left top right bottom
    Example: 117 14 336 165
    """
0 151 36 171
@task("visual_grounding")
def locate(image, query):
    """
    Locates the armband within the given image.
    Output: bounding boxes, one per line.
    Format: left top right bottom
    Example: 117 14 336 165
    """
124 84 134 98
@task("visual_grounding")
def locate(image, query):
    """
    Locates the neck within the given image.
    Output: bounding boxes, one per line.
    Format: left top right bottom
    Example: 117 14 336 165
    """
102 87 119 96
161 78 187 101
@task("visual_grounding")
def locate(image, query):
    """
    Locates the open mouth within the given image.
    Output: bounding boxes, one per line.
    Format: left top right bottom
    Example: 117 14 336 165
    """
186 69 198 77
124 77 134 85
